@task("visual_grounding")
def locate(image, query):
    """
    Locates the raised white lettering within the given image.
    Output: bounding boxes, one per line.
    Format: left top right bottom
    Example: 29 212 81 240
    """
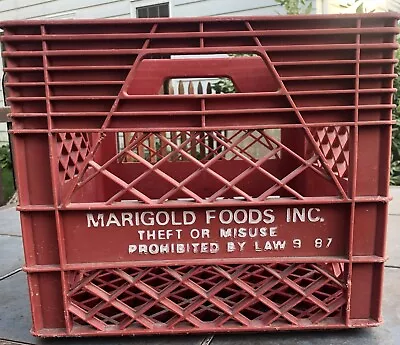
254 240 286 251
234 209 247 224
227 242 235 252
220 210 233 224
121 212 133 226
155 211 169 226
87 213 104 228
263 209 275 224
183 211 196 225
249 209 262 224
205 209 216 224
308 208 321 222
106 213 121 227
140 212 154 226
219 227 279 239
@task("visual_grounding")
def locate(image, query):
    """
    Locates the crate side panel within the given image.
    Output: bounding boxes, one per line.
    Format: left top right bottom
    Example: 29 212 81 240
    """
353 203 388 258
11 134 53 206
356 126 391 196
20 212 60 266
353 204 377 256
28 272 65 333
349 263 383 321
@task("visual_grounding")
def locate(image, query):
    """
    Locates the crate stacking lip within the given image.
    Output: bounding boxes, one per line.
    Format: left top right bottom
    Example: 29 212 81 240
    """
1 13 399 337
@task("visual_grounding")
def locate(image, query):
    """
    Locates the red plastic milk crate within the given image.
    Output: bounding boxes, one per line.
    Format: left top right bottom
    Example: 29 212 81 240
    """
0 13 399 337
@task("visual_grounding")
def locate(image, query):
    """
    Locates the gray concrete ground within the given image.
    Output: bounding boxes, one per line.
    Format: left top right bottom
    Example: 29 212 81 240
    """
0 193 399 345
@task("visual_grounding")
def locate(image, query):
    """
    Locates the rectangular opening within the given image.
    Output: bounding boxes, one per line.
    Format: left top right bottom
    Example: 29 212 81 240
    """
116 130 281 163
136 2 169 18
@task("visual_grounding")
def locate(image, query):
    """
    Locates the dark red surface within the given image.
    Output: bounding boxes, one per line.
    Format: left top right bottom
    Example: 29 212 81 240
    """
0 13 398 337
62 205 348 264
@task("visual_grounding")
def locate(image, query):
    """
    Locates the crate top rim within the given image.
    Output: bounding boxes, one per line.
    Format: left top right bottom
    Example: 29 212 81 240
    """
0 12 399 28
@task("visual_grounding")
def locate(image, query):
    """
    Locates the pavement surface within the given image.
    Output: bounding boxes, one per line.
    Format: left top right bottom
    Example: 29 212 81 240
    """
0 193 399 345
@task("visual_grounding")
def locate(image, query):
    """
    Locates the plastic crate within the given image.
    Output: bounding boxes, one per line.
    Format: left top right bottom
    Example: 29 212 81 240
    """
0 13 399 337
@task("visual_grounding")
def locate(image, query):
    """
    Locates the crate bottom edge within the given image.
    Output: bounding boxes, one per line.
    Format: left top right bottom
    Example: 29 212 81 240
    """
31 320 381 338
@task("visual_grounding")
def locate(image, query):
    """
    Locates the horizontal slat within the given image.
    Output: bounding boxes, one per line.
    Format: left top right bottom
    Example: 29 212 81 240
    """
4 86 396 94
281 74 397 81
9 121 395 134
8 104 393 115
274 59 398 66
2 43 398 56
48 65 132 71
5 81 124 86
6 88 396 101
5 82 45 86
0 11 398 26
4 59 396 72
3 67 44 72
1 27 398 41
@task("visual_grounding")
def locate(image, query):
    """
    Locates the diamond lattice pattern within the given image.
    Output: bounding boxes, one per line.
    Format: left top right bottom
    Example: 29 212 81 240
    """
310 126 349 179
66 128 345 205
68 263 346 332
57 132 91 183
